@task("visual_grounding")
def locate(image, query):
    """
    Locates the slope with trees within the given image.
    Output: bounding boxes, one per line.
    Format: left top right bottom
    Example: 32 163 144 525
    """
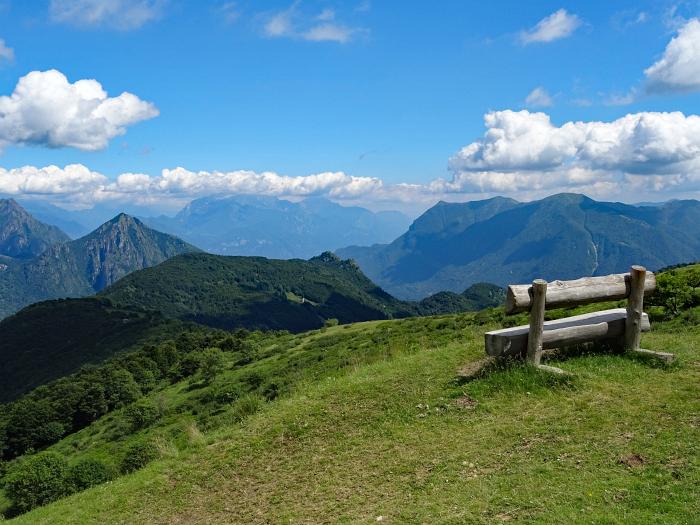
338 194 700 299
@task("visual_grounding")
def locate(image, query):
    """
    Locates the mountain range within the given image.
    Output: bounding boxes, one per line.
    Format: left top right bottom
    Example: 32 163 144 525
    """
0 201 199 319
0 251 503 401
337 193 700 299
143 195 411 259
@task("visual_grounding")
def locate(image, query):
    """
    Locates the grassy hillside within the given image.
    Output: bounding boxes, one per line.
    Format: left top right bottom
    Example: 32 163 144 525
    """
0 254 502 405
2 265 698 523
0 298 183 402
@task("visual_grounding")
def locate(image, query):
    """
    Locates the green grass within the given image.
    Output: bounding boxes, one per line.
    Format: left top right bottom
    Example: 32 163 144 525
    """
7 307 699 524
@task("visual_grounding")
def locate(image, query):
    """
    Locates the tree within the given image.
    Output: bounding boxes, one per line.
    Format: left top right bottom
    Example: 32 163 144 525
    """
653 271 694 318
3 399 64 459
68 458 113 490
4 452 70 514
200 347 225 383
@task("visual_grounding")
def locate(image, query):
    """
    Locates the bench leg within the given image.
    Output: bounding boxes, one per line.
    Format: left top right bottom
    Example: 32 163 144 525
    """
625 265 645 352
526 280 547 366
624 266 676 363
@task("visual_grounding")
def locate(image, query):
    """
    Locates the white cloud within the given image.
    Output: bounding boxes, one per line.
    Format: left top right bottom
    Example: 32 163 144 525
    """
218 2 239 24
611 9 648 31
645 18 700 93
0 164 383 209
302 23 356 43
49 0 165 30
524 87 553 108
263 4 364 43
153 168 382 198
0 69 158 152
520 9 581 44
5 111 700 211
0 164 108 198
264 8 294 37
447 109 700 195
0 39 13 62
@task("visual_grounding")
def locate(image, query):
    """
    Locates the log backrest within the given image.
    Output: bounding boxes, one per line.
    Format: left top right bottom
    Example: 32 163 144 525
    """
504 268 657 315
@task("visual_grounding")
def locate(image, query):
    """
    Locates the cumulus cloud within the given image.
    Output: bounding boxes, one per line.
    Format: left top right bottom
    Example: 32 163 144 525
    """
0 164 384 209
0 39 13 62
153 168 382 198
645 18 700 93
4 111 700 211
263 4 364 43
0 69 158 151
49 0 165 30
520 9 581 44
0 164 108 203
524 87 553 108
448 109 700 195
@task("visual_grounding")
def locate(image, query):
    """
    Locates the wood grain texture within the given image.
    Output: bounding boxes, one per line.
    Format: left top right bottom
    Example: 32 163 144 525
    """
485 308 651 357
505 272 656 314
625 265 646 352
526 279 547 366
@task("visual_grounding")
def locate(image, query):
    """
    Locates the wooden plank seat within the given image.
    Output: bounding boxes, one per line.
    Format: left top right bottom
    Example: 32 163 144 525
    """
484 266 674 373
485 308 650 358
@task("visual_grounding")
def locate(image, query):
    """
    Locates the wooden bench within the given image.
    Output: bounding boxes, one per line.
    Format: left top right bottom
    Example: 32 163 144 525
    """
485 265 674 373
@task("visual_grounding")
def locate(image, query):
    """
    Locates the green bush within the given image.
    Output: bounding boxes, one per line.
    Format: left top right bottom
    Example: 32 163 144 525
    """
230 393 264 422
199 347 225 384
120 440 159 474
123 401 160 432
68 458 113 491
4 452 71 514
324 318 339 328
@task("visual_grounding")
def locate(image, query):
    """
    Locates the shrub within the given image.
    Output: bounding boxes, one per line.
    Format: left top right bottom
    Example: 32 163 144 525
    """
324 318 339 328
231 393 264 422
68 458 113 491
120 440 159 474
123 401 160 432
4 452 70 514
200 347 225 383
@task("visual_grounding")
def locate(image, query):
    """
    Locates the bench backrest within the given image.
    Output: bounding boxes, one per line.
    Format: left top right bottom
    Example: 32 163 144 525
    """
504 271 656 315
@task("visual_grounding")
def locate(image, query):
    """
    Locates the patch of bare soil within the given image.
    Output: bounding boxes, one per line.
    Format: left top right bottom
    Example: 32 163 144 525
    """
454 394 478 409
618 453 645 468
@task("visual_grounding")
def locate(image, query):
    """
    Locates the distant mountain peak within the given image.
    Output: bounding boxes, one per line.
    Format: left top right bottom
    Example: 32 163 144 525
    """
0 197 22 211
338 194 700 300
144 194 411 259
0 212 200 319
0 199 70 260
105 212 141 226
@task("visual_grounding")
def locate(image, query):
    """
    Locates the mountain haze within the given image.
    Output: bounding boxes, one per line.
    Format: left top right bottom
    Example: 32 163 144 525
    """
338 194 700 299
0 213 199 319
144 195 411 259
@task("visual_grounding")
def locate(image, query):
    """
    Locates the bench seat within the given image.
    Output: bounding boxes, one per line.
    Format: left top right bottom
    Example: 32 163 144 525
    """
485 308 650 358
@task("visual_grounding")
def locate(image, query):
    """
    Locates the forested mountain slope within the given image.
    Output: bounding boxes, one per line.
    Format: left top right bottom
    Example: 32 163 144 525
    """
0 214 199 319
338 194 700 299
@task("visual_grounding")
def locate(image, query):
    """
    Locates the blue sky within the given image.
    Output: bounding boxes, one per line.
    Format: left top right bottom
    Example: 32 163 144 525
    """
1 0 700 215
